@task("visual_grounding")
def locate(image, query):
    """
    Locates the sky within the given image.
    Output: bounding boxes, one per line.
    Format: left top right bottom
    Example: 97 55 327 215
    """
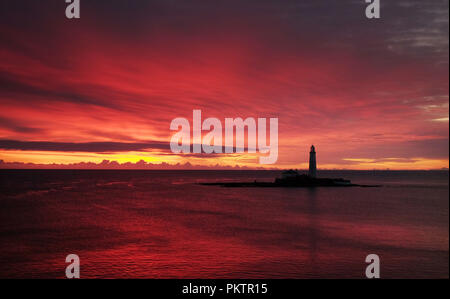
0 0 448 170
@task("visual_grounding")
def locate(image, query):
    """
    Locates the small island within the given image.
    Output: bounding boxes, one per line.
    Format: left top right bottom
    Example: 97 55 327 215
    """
201 146 381 188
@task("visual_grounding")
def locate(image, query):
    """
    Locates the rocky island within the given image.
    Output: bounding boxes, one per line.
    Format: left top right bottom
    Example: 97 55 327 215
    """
201 146 381 188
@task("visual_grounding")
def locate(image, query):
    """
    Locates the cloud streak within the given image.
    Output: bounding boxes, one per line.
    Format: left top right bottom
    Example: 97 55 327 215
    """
0 139 168 153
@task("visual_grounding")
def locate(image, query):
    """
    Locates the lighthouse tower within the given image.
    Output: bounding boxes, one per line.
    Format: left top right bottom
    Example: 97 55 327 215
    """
309 145 317 178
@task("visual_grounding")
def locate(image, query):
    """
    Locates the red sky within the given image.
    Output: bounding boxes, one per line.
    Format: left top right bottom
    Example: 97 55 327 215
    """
0 0 448 170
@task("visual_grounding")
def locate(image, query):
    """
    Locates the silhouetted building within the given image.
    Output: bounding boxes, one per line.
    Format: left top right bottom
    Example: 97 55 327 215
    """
309 145 317 178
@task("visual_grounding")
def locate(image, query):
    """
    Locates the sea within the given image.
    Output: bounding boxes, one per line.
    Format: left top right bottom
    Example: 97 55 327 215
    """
0 169 448 278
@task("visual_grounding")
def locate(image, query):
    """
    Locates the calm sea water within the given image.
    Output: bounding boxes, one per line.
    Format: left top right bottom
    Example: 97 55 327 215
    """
0 170 448 278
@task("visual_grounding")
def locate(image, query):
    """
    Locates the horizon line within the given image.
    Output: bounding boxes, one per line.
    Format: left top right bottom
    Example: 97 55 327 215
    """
1 158 448 172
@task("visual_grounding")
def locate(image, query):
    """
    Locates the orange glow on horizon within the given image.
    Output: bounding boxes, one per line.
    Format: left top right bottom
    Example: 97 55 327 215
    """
1 150 448 170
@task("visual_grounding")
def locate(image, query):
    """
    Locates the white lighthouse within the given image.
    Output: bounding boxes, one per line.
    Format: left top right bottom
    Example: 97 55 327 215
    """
309 145 317 178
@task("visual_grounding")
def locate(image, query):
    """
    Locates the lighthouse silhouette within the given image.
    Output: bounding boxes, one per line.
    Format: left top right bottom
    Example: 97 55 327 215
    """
309 145 317 178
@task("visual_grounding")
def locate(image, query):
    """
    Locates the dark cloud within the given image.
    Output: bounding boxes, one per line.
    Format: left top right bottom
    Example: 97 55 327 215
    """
0 139 169 153
0 139 251 156
0 117 44 134
0 71 122 110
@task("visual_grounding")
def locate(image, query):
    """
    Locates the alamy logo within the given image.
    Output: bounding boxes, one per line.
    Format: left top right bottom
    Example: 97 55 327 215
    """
365 0 380 19
170 110 278 164
365 254 380 278
65 254 80 278
65 0 80 19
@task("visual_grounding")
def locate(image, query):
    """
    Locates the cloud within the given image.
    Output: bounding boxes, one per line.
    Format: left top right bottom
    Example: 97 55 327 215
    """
0 117 44 134
0 159 268 170
0 139 168 153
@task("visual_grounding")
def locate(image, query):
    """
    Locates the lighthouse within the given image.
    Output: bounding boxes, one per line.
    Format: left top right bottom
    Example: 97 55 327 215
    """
309 145 317 178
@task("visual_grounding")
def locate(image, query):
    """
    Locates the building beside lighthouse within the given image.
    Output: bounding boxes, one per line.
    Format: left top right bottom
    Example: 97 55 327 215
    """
280 145 317 180
309 145 317 178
